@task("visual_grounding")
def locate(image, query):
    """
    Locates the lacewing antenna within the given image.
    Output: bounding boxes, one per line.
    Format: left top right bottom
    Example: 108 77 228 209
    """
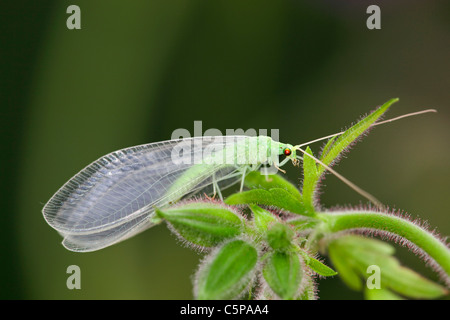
293 108 437 209
295 147 385 209
296 109 437 148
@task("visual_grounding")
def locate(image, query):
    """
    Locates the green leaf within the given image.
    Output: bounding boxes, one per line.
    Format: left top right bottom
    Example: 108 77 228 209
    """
249 205 277 233
320 135 337 160
330 235 395 256
303 255 338 277
195 239 258 300
321 211 450 277
328 242 363 291
301 146 319 213
364 287 404 300
287 217 320 231
156 202 243 247
262 251 303 300
355 251 445 299
244 171 302 201
266 222 294 251
225 188 310 216
327 235 448 299
319 98 399 173
298 274 317 300
381 264 447 299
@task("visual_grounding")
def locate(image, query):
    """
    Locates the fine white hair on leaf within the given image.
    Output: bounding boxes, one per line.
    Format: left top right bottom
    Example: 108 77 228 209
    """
193 236 259 300
298 270 319 300
162 197 246 253
321 205 450 287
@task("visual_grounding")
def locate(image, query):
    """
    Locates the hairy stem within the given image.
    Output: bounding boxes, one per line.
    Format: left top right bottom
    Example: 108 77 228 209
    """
319 211 450 277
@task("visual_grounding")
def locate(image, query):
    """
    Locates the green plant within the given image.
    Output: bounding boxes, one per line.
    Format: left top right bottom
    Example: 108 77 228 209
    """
155 99 449 300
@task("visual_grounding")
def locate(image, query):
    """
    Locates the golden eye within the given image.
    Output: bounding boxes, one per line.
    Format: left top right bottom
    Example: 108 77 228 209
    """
284 148 292 156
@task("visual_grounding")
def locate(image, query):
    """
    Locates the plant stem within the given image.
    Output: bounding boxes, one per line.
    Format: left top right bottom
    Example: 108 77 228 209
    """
319 211 450 277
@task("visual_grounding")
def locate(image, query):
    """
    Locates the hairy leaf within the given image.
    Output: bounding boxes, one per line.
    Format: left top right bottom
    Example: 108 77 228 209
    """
266 222 294 251
327 235 447 299
225 188 310 216
249 205 278 233
156 202 243 247
195 239 258 300
301 146 319 213
244 171 302 201
263 251 303 300
287 217 320 231
303 255 338 277
319 98 399 173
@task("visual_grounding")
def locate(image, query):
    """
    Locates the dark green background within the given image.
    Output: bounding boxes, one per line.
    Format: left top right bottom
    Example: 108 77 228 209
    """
1 0 449 299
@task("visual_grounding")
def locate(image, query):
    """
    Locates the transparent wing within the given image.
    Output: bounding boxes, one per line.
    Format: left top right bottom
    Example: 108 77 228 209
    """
42 136 253 251
60 214 154 252
61 167 243 252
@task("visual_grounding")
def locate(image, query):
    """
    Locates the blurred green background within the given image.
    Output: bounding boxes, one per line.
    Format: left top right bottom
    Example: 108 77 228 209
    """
1 0 449 299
